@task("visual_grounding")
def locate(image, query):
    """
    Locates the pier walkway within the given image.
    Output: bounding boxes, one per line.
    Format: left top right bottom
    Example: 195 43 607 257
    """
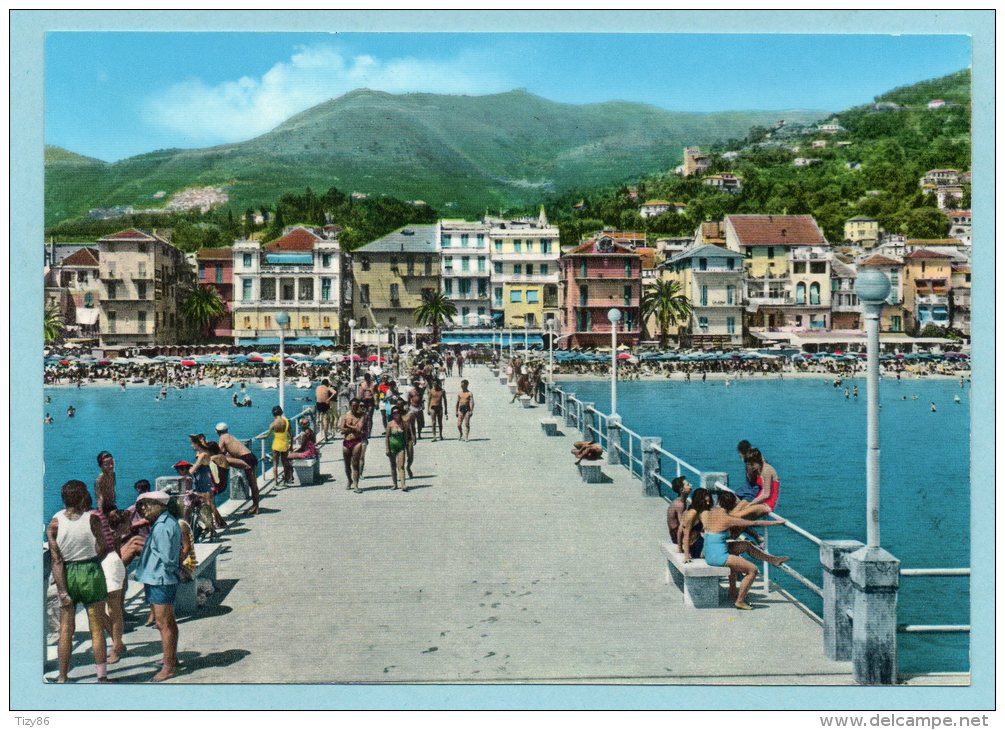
51 366 854 684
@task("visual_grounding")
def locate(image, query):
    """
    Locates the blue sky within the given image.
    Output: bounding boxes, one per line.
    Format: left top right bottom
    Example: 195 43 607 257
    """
45 32 971 162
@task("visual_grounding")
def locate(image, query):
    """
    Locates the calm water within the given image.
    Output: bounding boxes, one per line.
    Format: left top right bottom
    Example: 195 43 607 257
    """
42 383 317 517
559 375 971 676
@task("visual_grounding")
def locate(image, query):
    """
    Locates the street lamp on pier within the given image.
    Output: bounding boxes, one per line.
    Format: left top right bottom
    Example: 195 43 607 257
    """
348 318 357 383
275 311 290 411
608 308 621 416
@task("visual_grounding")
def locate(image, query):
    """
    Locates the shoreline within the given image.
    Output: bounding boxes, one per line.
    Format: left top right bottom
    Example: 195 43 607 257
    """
551 370 969 382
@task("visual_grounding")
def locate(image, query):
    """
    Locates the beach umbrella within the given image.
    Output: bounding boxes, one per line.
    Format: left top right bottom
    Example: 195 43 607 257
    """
342 354 363 362
180 359 197 367
368 355 385 362
58 359 72 366
248 355 264 363
617 352 632 361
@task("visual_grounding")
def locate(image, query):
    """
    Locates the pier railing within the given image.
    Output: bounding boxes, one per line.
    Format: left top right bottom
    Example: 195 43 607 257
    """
544 380 969 683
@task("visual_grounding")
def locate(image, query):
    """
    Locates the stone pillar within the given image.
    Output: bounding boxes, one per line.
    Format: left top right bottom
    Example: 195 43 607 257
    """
700 472 728 494
551 388 562 416
641 437 662 497
564 394 577 428
848 546 900 685
820 540 864 661
581 403 595 440
606 416 622 465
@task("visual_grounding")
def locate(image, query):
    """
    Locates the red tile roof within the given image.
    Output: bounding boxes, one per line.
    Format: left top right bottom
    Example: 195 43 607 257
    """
196 247 234 261
567 236 638 256
264 226 324 252
60 247 99 267
905 239 962 247
98 228 163 243
726 215 826 246
904 249 953 259
859 254 902 267
636 247 658 270
946 210 971 217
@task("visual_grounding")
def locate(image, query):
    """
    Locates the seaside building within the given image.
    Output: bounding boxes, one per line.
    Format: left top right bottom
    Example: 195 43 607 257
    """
96 229 193 347
702 173 743 194
195 248 235 341
44 246 102 340
902 249 953 333
660 244 745 348
857 254 908 333
437 220 491 328
843 217 881 248
828 258 861 331
949 262 971 337
639 200 676 218
945 210 972 245
559 233 642 349
489 210 560 331
230 226 344 346
351 224 440 333
723 214 832 334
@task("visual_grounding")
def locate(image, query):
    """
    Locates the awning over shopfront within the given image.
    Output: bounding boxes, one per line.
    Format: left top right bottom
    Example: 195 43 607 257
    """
442 333 544 347
75 308 100 325
237 337 335 347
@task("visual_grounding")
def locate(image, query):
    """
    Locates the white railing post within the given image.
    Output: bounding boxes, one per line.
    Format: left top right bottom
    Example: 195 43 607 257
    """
820 540 864 662
641 437 662 497
564 394 577 429
605 416 621 466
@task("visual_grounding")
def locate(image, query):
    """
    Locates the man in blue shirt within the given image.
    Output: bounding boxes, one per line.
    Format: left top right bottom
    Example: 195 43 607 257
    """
133 491 181 682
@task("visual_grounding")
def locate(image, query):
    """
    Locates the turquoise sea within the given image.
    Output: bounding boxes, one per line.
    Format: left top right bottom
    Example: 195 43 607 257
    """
559 375 971 676
42 374 970 676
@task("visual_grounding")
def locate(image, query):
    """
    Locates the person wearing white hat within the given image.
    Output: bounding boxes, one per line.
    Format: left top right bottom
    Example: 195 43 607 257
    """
133 490 181 682
215 422 260 515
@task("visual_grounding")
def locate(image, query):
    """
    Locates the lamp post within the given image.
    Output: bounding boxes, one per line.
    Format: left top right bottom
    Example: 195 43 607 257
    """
348 318 357 384
854 270 891 548
547 319 556 384
275 311 290 411
524 319 529 360
375 327 381 375
608 308 621 416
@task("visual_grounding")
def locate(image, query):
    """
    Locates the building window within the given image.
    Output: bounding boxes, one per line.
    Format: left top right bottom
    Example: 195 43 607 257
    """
510 290 522 303
442 234 451 248
322 316 330 329
891 315 902 332
793 262 806 274
264 315 272 329
494 262 502 274
478 306 485 318
726 285 735 305
261 278 276 301
107 310 116 334
540 264 548 275
514 264 522 275
494 241 502 253
107 282 117 300
137 311 147 334
579 285 588 307
444 256 453 272
811 262 827 274
459 279 471 296
390 283 400 304
444 279 453 295
461 234 469 247
360 284 370 304
541 239 551 253
322 254 332 268
699 258 708 271
243 254 253 268
461 257 470 272
526 264 534 276
579 259 587 278
795 282 806 305
84 292 93 308
726 317 735 335
478 280 487 298
700 285 708 306
407 258 415 276
301 316 310 329
478 257 486 273
527 290 539 304
216 265 223 284
726 258 735 270
281 279 295 301
745 249 753 259
476 234 485 247
199 262 206 278
360 256 370 271
513 240 522 253
698 316 709 332
494 287 503 307
321 278 332 301
425 257 433 276
810 282 821 305
243 316 251 329
624 285 632 306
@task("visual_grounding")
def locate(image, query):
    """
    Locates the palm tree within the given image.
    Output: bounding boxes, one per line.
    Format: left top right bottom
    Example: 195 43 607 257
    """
414 290 457 343
641 279 692 349
182 285 226 341
44 302 65 344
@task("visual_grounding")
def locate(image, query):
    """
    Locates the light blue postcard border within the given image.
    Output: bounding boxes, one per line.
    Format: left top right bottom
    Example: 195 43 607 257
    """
11 9 994 710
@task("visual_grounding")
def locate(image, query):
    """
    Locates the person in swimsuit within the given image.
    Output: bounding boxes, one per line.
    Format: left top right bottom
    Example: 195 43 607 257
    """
188 435 228 530
690 490 786 610
289 417 318 460
215 422 260 515
94 451 117 516
407 386 424 441
456 379 474 442
738 448 780 519
572 441 603 464
338 399 367 493
357 373 376 437
715 491 790 602
666 476 692 544
315 379 336 441
385 404 413 491
456 353 464 377
264 406 294 486
427 379 447 441
677 488 709 561
47 479 112 683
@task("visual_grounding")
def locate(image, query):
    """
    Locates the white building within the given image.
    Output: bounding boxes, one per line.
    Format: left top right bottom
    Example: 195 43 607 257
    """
438 219 491 328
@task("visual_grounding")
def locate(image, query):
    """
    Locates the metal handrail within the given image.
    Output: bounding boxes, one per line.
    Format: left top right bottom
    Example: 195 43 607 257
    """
900 568 970 577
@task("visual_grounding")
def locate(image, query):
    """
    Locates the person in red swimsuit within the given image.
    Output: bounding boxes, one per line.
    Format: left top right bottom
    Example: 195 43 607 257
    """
734 448 780 519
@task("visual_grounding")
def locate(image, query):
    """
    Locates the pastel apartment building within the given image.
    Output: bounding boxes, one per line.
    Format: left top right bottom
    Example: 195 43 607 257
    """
660 244 745 348
844 217 881 247
560 234 642 349
44 246 102 339
231 226 344 346
857 254 908 334
438 219 491 328
489 211 560 330
96 229 193 347
195 248 234 340
902 249 952 332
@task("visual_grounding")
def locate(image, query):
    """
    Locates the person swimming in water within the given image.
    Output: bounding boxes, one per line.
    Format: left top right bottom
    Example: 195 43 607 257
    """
67 405 76 418
45 413 54 424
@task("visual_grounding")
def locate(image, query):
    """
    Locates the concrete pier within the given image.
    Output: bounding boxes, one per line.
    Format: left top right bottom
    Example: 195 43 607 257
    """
47 367 856 684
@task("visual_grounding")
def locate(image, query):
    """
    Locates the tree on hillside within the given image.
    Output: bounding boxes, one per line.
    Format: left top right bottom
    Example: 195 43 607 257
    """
641 279 692 349
413 290 457 343
181 285 226 341
901 207 950 239
44 302 65 344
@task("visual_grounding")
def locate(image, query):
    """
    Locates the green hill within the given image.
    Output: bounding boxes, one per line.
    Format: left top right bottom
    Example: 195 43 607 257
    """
44 89 825 226
549 69 971 244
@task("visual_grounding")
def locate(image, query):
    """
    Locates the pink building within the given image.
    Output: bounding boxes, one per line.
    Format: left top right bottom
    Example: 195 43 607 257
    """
560 234 642 349
196 248 234 339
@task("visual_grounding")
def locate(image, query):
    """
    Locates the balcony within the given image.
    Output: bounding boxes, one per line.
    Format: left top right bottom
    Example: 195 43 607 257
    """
694 300 742 308
746 296 795 307
575 272 637 281
917 294 949 305
789 250 830 262
692 266 743 275
260 264 315 274
443 269 489 278
574 302 640 309
232 299 340 309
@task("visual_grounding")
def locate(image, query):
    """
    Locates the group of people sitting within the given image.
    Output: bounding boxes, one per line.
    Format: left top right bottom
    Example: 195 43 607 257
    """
666 440 788 610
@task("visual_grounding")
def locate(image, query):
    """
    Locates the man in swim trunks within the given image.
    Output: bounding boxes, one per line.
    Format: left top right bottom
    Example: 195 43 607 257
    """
456 379 474 442
315 379 336 441
338 399 367 493
215 422 260 515
427 379 447 441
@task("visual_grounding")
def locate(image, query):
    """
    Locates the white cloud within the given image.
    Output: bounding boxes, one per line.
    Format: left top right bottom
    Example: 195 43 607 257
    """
144 45 511 143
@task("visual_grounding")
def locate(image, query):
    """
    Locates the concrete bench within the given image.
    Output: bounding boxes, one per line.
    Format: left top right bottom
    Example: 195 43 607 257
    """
519 394 533 408
577 462 605 483
508 383 518 395
175 542 225 615
499 376 509 385
291 457 320 486
540 418 558 436
660 540 731 608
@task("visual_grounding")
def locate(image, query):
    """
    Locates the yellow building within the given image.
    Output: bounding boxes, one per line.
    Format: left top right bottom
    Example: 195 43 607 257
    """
844 217 880 247
351 225 440 332
489 210 560 330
